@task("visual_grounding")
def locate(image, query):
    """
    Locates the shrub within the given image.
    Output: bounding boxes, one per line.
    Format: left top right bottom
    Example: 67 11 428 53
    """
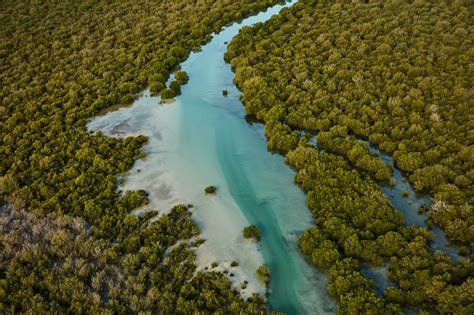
169 80 181 94
160 88 175 99
256 265 270 284
174 70 189 83
242 225 261 241
204 186 217 194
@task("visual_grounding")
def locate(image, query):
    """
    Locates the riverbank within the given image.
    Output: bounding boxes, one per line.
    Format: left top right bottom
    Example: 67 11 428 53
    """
87 1 335 313
87 90 267 297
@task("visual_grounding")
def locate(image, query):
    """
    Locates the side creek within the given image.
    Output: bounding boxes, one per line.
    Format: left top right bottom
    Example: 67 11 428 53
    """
305 135 463 295
363 144 463 295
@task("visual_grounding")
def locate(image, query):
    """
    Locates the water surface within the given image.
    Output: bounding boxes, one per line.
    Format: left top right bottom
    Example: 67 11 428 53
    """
88 1 335 314
368 145 461 262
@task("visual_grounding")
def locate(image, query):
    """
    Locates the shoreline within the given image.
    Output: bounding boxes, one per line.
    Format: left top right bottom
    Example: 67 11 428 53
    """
86 1 335 313
87 92 267 298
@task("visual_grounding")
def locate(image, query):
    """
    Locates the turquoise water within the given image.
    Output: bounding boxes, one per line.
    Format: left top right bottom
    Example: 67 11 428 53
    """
88 0 461 310
88 1 335 314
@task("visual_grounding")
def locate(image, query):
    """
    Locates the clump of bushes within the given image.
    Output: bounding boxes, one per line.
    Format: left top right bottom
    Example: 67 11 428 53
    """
142 210 159 222
204 185 217 194
160 88 175 99
174 70 189 84
191 238 206 247
256 265 270 284
242 225 261 241
120 190 149 210
169 80 181 95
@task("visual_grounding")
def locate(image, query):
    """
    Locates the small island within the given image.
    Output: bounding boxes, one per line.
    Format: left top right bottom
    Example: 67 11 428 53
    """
204 185 217 194
222 89 228 96
242 225 261 241
256 265 270 285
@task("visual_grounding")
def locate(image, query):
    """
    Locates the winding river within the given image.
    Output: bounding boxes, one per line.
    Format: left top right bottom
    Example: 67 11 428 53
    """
87 0 463 313
88 1 335 314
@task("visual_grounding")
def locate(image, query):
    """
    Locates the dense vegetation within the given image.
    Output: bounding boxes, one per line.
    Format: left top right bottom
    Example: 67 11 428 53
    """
0 0 284 312
288 147 472 313
0 203 267 313
225 0 473 313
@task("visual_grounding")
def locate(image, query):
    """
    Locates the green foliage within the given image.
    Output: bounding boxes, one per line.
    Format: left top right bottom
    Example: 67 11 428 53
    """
0 204 266 313
0 0 284 312
120 189 149 210
174 70 189 84
299 227 340 269
143 210 159 222
316 127 392 181
0 0 283 235
256 265 270 284
226 0 473 246
327 259 401 314
150 81 165 95
242 225 261 241
169 80 181 95
265 118 299 153
160 88 176 99
204 185 217 194
226 0 473 311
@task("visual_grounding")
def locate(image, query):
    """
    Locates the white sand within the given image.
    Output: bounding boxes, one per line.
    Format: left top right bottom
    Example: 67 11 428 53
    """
87 90 266 297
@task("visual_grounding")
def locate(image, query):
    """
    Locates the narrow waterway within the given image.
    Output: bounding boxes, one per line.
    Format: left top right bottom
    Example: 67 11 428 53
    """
88 1 335 314
303 136 463 295
367 144 461 262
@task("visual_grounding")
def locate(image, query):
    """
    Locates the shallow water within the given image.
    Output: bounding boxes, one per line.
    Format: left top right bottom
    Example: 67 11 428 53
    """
302 137 463 294
368 145 461 262
361 264 392 297
88 1 335 314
